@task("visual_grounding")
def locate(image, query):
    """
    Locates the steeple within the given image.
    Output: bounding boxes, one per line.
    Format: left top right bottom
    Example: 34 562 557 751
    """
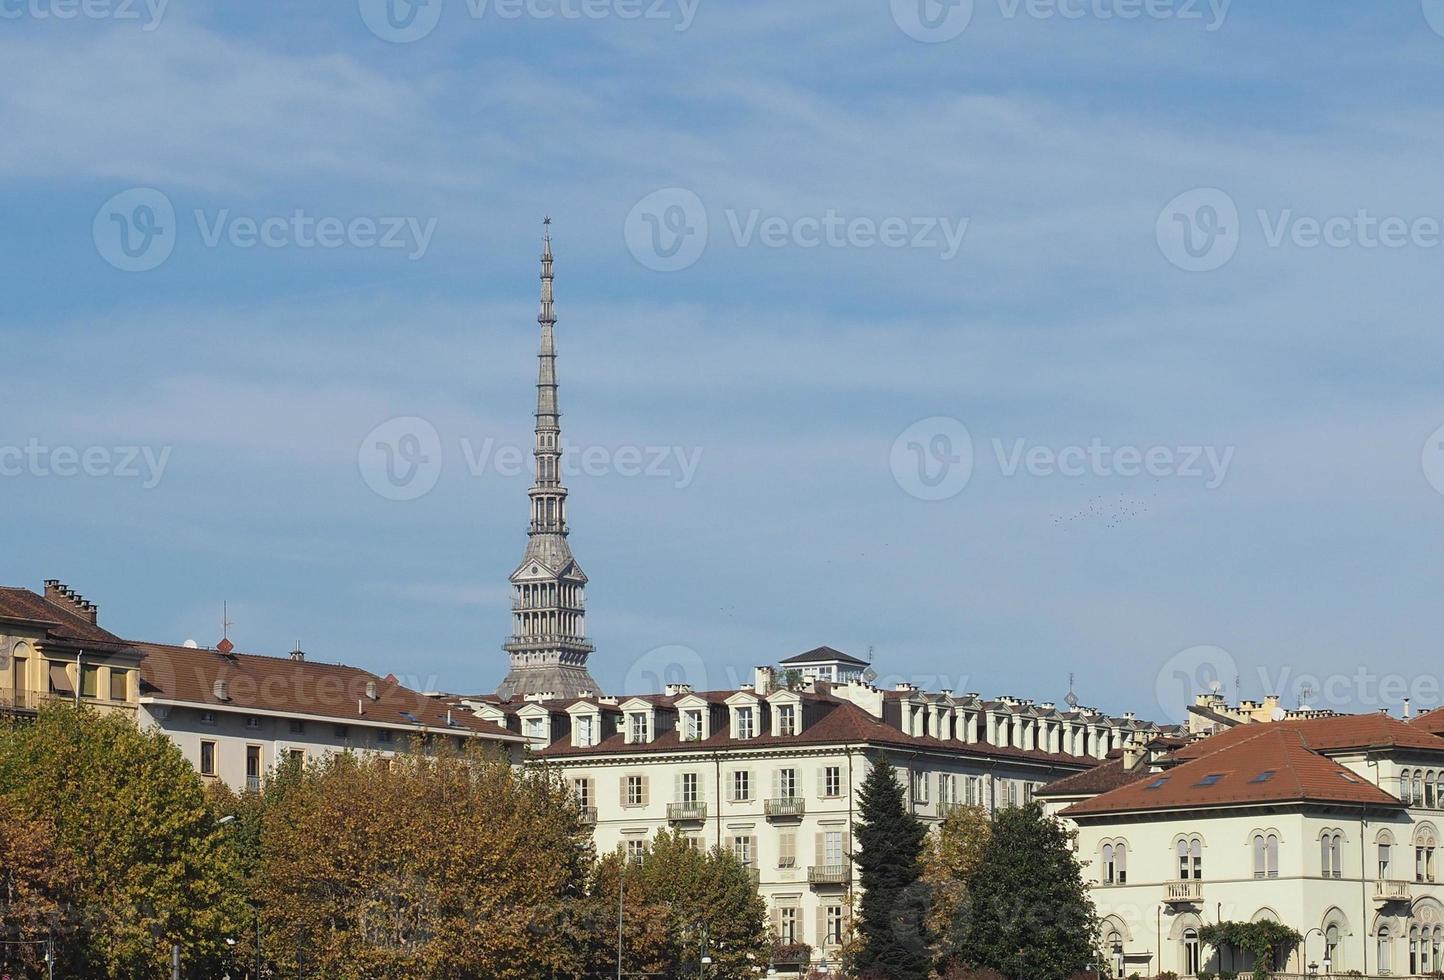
497 221 603 700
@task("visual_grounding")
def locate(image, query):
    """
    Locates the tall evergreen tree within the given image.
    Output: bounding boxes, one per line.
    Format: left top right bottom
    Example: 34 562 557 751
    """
945 802 1099 980
851 753 931 980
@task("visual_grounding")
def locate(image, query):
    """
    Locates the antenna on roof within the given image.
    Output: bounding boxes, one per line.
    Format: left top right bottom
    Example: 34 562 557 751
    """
1064 673 1080 710
866 644 874 663
222 601 233 642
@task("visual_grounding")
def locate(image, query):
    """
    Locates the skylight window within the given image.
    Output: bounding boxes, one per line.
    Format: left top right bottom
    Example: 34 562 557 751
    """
1195 774 1225 787
399 711 422 724
1249 770 1276 783
1144 777 1169 791
1339 772 1360 783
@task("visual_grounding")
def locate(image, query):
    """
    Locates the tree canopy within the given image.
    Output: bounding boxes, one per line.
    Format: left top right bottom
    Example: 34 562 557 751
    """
851 754 931 980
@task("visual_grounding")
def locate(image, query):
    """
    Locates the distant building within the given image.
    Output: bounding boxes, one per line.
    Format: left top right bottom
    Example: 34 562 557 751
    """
0 580 142 718
779 645 870 684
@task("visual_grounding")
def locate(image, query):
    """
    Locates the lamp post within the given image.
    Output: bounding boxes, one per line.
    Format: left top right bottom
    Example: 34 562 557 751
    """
1303 927 1324 978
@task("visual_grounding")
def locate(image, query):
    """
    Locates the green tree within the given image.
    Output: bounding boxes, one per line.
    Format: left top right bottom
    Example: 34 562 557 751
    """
920 803 991 952
0 703 246 979
0 796 84 977
944 802 1098 980
588 829 767 979
851 754 931 980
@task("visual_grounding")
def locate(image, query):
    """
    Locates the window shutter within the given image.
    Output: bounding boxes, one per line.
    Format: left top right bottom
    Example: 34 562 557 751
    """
817 766 828 797
642 775 650 806
675 772 683 804
815 832 824 868
817 906 827 947
771 904 782 939
619 775 628 806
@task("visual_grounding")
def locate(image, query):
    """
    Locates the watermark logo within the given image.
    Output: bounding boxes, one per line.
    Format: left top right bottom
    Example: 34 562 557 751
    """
1425 0 1444 38
469 0 699 30
624 187 708 272
623 644 710 695
1154 644 1238 724
891 0 974 42
358 0 443 42
358 417 444 501
1423 423 1444 498
0 0 169 29
194 210 437 259
463 437 702 489
994 438 1233 489
0 440 172 489
93 188 176 272
1156 187 1239 272
890 417 975 501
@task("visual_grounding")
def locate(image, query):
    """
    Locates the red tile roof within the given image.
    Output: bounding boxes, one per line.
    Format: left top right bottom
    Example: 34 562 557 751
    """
0 586 135 653
1063 727 1402 817
137 641 521 742
1170 713 1444 759
537 697 1096 771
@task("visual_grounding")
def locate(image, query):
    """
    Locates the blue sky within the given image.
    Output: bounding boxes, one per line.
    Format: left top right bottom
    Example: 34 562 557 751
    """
4 1 1444 724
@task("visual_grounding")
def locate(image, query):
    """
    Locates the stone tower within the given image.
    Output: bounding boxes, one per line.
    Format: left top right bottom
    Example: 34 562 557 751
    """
496 221 603 700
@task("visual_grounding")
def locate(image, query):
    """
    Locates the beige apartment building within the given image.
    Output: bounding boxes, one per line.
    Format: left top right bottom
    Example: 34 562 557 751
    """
451 656 1171 970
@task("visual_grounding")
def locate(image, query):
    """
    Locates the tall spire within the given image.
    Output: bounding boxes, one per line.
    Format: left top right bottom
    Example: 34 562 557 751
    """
497 220 602 700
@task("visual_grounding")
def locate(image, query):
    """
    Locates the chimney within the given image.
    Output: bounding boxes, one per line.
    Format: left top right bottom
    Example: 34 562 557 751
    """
1404 698 1413 719
1122 737 1146 771
290 646 305 662
365 680 379 701
43 580 99 625
754 666 774 697
212 679 230 702
664 683 694 697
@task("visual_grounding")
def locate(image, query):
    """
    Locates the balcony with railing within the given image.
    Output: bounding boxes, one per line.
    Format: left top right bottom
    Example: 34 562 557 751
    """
1164 880 1203 904
808 864 851 887
764 797 806 820
667 801 708 823
1374 878 1411 903
578 806 598 827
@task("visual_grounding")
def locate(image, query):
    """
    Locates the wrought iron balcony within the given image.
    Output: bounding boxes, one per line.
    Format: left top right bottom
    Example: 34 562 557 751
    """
764 797 806 819
667 801 707 823
1375 878 1411 903
1164 880 1203 904
808 864 851 887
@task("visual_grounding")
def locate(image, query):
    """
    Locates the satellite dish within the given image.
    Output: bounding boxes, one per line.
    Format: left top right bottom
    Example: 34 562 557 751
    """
1270 706 1287 722
862 667 878 683
183 639 200 649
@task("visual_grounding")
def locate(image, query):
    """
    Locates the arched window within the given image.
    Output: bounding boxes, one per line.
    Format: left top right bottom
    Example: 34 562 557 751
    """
1378 831 1396 879
1416 828 1438 883
1176 836 1202 880
1416 772 1425 807
1253 832 1279 878
1378 926 1392 975
1325 924 1340 972
1429 771 1439 809
1412 925 1421 975
1182 927 1201 977
1403 769 1414 805
1106 928 1124 978
1319 830 1343 878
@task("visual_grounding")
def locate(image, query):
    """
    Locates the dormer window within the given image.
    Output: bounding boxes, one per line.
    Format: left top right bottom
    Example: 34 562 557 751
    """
628 712 649 743
526 716 547 741
778 704 796 736
683 710 703 741
736 706 755 740
576 714 596 747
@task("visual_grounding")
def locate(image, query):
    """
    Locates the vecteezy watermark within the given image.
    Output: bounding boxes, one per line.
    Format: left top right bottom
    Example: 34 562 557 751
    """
625 187 968 272
623 644 711 695
889 417 1234 500
358 0 698 43
1425 0 1444 39
1154 644 1238 724
1155 187 1240 273
1423 423 1444 498
0 440 173 489
358 416 705 501
993 437 1234 489
890 0 1229 42
358 417 444 502
94 188 439 271
1159 187 1444 272
890 417 975 501
0 0 169 29
462 437 703 488
93 188 176 273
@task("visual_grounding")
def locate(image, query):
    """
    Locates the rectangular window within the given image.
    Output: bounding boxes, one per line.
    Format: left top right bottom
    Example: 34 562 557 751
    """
681 772 699 804
626 839 646 863
778 831 797 868
628 713 648 742
287 749 305 764
573 777 591 808
200 710 216 725
334 724 350 739
826 905 844 946
824 830 844 865
824 765 842 797
1381 842 1393 878
108 669 128 701
965 776 977 806
577 715 595 745
733 769 752 801
778 704 796 735
778 767 797 799
683 710 703 741
245 715 261 730
200 740 216 776
779 906 798 944
245 745 261 791
47 663 73 695
912 770 929 804
732 835 754 866
736 707 755 739
376 728 393 743
79 665 100 699
289 719 305 734
626 775 646 807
